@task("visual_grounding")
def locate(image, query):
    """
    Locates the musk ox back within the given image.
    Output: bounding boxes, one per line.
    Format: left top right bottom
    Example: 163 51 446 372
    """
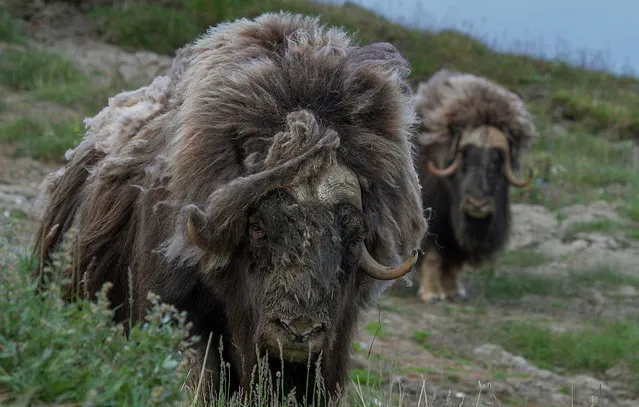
31 12 427 403
409 69 535 304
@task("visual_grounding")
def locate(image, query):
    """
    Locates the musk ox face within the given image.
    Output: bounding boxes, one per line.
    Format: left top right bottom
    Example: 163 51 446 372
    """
186 152 417 367
247 189 365 363
427 125 532 251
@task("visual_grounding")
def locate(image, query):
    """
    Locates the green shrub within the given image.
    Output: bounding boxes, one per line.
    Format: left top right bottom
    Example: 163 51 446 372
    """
0 245 198 406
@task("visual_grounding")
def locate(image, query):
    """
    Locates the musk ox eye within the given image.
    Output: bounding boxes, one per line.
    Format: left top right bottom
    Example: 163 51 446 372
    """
249 221 265 240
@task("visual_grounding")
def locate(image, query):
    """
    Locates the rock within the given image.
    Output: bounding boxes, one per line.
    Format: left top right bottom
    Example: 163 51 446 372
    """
568 374 617 404
584 288 606 307
617 285 637 297
537 237 587 259
508 204 558 250
472 344 556 379
559 201 624 233
49 37 173 87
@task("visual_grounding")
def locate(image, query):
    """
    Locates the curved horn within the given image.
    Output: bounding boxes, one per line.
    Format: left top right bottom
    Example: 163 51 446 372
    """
504 161 533 187
427 155 460 177
494 131 533 188
359 242 419 280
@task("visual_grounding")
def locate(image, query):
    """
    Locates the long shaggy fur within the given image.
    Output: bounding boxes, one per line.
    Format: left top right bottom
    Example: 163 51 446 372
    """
414 69 536 171
32 11 427 401
406 69 537 303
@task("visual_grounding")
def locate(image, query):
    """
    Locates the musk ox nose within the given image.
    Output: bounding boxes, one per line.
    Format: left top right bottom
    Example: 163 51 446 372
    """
467 196 490 208
279 316 325 342
463 195 494 218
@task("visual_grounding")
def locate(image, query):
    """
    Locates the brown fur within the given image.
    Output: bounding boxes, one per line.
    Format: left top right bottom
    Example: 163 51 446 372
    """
32 12 427 402
407 69 536 303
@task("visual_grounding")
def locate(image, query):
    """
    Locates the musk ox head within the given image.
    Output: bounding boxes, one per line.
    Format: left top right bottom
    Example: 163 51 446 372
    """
183 110 419 365
415 69 535 251
41 11 426 401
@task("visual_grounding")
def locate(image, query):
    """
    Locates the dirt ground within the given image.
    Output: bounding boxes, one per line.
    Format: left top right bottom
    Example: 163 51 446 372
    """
1 7 638 407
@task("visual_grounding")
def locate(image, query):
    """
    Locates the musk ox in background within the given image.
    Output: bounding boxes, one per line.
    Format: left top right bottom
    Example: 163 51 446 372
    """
31 12 427 403
411 69 536 304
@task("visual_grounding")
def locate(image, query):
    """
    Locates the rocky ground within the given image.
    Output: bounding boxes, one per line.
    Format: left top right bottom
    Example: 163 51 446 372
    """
1 5 638 407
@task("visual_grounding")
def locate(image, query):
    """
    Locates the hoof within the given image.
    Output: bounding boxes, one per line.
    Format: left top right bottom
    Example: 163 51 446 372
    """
419 291 443 305
456 289 469 301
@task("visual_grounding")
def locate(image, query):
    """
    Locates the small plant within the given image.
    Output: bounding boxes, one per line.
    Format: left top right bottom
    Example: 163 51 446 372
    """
411 330 432 350
0 117 84 162
0 49 86 91
0 11 27 43
0 241 198 406
364 320 388 340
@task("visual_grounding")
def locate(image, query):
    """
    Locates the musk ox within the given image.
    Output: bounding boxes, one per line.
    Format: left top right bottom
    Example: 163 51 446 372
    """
410 69 535 304
31 12 427 403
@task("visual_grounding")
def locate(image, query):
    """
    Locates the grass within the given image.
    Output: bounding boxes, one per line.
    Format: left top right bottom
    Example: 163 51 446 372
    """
364 321 389 340
0 11 27 44
551 89 639 141
489 320 639 394
467 268 559 302
0 49 87 92
0 117 84 162
511 123 639 209
90 4 199 55
561 219 621 240
570 265 639 288
498 249 547 268
0 244 198 406
411 330 432 350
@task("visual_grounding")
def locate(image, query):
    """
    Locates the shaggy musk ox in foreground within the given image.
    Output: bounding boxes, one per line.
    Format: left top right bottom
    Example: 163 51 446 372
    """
410 69 536 304
31 12 427 403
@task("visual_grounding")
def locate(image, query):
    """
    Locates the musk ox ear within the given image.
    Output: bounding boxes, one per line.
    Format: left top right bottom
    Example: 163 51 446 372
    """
184 203 247 270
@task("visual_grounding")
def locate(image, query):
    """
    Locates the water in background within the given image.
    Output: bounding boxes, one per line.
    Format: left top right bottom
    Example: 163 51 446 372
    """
323 0 638 78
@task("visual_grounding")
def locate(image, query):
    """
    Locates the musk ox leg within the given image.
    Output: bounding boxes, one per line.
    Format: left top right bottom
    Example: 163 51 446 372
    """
440 264 468 301
417 250 446 304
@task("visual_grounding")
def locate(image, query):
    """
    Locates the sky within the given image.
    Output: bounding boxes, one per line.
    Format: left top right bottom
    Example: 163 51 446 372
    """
323 0 638 77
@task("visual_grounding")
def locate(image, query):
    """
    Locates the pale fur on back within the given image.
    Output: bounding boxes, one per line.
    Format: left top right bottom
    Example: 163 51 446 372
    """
33 11 427 301
414 69 536 170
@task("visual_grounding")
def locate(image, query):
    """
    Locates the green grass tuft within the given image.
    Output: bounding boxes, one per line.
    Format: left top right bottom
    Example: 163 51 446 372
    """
498 249 548 268
0 11 28 44
0 49 86 92
411 329 432 350
551 89 639 141
489 320 639 394
90 4 199 55
570 265 639 288
562 219 619 239
0 117 84 162
469 269 558 301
